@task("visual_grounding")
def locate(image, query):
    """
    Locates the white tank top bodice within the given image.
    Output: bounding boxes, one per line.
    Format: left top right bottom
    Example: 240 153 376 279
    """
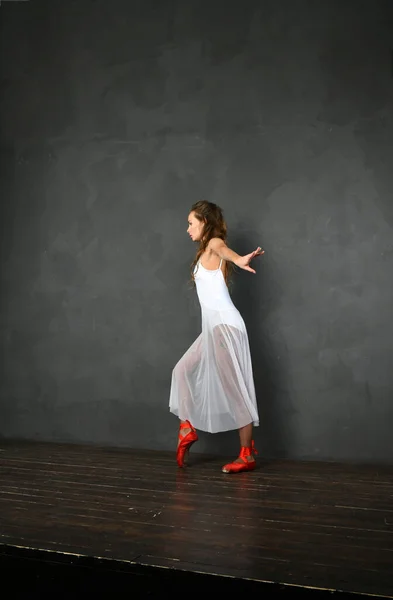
194 259 236 312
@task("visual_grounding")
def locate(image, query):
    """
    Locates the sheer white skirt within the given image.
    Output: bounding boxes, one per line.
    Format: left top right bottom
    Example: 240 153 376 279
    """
169 307 259 433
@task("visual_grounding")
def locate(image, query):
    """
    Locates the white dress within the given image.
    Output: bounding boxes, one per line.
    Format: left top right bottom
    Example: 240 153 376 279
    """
169 258 259 433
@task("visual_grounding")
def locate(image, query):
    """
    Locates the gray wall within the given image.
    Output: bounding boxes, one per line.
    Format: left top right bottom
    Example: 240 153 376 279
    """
1 0 393 462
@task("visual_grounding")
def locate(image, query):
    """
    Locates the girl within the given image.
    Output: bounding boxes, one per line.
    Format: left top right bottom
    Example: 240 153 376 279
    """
169 201 264 473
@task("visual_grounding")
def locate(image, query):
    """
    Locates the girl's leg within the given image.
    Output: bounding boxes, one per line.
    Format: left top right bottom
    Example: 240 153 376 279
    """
171 339 201 467
170 335 202 431
177 420 198 468
238 423 255 462
177 420 192 448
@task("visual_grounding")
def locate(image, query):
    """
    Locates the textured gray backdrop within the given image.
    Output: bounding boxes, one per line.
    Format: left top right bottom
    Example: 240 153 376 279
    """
1 0 393 461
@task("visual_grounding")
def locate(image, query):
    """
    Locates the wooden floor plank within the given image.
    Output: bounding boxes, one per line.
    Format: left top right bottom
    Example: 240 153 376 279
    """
1 527 393 598
0 440 392 598
2 498 392 553
1 463 391 510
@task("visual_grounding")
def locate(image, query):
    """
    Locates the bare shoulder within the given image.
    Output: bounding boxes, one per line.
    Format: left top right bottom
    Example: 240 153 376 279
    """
208 237 226 253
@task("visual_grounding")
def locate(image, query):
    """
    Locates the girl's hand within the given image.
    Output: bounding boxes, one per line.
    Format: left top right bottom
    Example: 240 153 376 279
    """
236 247 264 273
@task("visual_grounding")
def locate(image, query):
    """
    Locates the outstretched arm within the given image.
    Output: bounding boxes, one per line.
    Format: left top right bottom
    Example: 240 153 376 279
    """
209 238 264 274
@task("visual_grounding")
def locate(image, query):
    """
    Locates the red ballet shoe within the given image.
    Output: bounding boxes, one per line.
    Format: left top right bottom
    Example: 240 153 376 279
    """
222 441 258 473
177 420 198 468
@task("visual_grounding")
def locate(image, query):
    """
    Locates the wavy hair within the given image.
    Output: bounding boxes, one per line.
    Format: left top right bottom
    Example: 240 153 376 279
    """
190 200 234 285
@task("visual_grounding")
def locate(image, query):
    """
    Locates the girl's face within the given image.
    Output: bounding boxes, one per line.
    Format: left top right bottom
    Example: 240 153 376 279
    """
187 211 205 242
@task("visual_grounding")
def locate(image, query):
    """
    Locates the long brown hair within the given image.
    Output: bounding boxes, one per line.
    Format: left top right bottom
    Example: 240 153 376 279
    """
190 200 234 285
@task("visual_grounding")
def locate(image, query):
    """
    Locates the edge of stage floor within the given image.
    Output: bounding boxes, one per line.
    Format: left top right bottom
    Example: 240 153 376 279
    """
0 544 390 599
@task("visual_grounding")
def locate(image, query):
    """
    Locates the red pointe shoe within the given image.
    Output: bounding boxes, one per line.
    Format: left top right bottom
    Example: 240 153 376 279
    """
222 441 258 473
176 420 198 468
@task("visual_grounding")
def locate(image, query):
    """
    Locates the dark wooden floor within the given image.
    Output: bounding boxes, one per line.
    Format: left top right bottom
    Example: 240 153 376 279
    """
0 440 392 598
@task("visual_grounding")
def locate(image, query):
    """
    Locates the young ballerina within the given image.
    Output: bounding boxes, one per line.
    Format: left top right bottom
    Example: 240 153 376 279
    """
169 200 264 473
